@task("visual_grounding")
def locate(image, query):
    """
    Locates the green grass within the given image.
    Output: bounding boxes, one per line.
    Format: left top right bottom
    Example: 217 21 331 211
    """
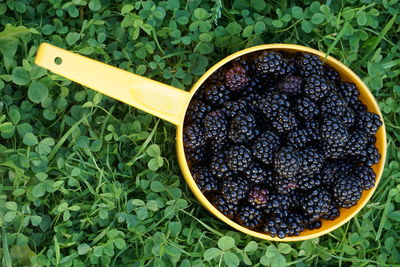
1 0 400 266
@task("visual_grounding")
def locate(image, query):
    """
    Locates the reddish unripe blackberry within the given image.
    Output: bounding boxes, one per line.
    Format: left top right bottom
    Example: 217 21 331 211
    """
204 83 230 106
295 53 324 77
229 113 258 143
226 145 253 172
245 163 273 185
225 65 250 91
333 177 363 208
222 177 249 203
301 189 331 221
203 110 228 143
355 166 376 190
236 205 263 229
295 97 320 120
183 124 206 149
185 100 211 123
248 187 269 208
252 131 281 165
192 167 219 194
304 75 329 101
274 147 301 178
277 75 303 96
300 148 324 175
213 194 238 218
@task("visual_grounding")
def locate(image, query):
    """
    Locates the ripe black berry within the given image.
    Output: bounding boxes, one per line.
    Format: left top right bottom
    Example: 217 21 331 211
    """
237 205 263 229
226 145 252 172
222 177 249 203
304 75 329 101
204 84 230 106
229 113 258 143
252 131 281 165
192 167 219 194
203 110 228 143
183 124 205 149
274 147 300 178
295 53 324 77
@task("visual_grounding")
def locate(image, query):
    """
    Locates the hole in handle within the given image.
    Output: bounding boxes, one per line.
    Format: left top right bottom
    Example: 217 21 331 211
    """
54 57 62 65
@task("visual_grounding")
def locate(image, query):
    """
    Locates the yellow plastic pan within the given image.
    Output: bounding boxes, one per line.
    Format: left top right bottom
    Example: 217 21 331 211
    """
35 43 386 241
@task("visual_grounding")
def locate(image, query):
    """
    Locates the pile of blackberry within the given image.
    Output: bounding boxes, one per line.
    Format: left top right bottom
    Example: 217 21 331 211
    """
183 50 382 239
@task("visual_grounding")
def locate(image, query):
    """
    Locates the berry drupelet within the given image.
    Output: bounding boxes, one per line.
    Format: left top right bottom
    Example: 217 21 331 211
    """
225 65 250 91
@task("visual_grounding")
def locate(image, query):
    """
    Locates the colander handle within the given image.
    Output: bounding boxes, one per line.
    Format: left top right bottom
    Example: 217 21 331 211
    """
34 43 190 125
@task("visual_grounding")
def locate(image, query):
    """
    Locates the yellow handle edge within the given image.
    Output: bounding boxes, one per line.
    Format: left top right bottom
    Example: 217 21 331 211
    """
35 43 191 125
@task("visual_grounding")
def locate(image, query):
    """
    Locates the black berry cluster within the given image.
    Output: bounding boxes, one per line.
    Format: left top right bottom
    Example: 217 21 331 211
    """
183 50 382 238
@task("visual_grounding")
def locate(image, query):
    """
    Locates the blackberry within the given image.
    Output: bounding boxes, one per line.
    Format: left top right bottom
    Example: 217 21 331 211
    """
305 219 322 230
356 143 380 166
274 174 299 194
252 131 281 165
323 65 340 83
264 213 304 238
355 111 382 136
185 100 211 123
320 160 354 186
204 83 230 106
355 166 376 190
337 82 359 107
229 113 258 143
295 53 324 77
304 121 321 142
295 97 320 120
324 145 347 159
272 109 299 133
321 117 349 147
321 93 348 117
248 187 269 208
183 124 206 149
340 107 356 128
255 51 286 77
304 75 329 101
210 152 229 179
277 75 303 96
300 148 324 175
346 131 369 156
301 189 331 221
236 205 263 229
192 167 219 194
297 174 322 191
223 99 248 118
266 193 299 217
322 204 340 220
222 177 249 203
185 145 207 163
213 194 238 218
333 177 363 208
287 128 309 149
225 65 250 91
254 93 290 119
226 145 252 172
245 163 273 185
208 68 226 84
242 78 264 97
203 110 228 143
274 147 300 178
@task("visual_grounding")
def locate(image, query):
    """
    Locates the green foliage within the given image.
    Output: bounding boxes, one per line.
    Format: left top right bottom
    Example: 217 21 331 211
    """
0 0 400 266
